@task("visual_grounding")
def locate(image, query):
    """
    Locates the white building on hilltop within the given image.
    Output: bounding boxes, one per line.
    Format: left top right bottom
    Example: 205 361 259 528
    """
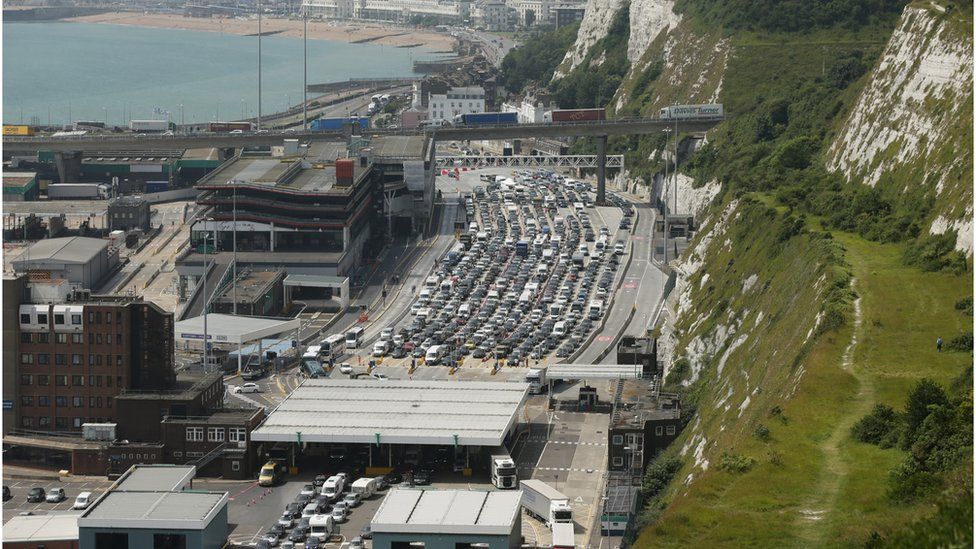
428 86 486 122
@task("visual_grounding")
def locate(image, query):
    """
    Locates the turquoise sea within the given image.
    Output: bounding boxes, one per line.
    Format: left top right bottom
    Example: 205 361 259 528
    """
3 21 434 126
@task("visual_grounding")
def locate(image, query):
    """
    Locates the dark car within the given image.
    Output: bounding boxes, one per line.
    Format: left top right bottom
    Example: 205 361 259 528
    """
313 474 328 487
2 486 10 501
268 523 287 538
391 346 408 359
385 471 403 485
289 526 310 543
361 523 373 539
27 487 45 503
285 502 304 518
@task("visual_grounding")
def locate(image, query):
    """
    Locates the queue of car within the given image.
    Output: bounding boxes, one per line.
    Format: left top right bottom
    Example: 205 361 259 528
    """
364 169 630 365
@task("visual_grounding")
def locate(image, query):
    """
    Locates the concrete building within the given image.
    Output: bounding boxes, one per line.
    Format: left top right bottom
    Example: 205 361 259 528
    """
552 3 585 27
12 292 175 433
473 0 516 30
616 335 658 376
108 196 151 232
78 464 229 549
3 171 40 202
304 0 471 24
607 380 681 475
502 93 555 124
428 86 487 122
3 274 29 435
506 0 550 25
11 236 119 290
2 512 80 549
210 269 285 317
114 372 224 443
371 489 523 549
160 407 266 480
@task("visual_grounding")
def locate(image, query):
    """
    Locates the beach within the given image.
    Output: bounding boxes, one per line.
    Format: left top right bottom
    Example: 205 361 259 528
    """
65 12 458 51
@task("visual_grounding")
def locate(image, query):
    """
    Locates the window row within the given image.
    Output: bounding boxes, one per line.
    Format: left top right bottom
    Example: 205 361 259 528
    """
20 395 112 408
21 416 112 428
21 374 122 387
19 311 122 325
20 332 124 345
21 354 125 367
186 427 246 442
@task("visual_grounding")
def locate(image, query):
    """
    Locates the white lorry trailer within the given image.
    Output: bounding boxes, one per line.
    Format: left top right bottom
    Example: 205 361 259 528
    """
658 104 724 120
129 119 170 132
525 368 547 394
520 479 573 528
46 183 109 200
551 521 575 548
490 446 518 489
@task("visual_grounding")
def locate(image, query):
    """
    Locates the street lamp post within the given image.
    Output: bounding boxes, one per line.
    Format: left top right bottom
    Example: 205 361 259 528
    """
303 6 308 131
257 0 263 131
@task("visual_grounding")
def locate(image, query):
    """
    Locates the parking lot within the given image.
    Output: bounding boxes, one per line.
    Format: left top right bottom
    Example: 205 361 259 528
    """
332 168 634 370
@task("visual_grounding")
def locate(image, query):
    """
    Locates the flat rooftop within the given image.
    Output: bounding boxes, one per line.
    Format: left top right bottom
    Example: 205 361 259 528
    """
199 154 369 194
2 513 80 542
174 313 301 345
306 140 346 162
611 380 681 429
546 363 647 380
214 269 283 304
115 371 222 401
3 171 36 189
372 489 521 536
12 236 107 265
182 147 221 161
115 464 196 492
250 379 529 446
370 135 426 160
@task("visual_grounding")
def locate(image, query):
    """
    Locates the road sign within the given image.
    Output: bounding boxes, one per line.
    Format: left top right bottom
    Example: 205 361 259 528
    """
2 400 12 410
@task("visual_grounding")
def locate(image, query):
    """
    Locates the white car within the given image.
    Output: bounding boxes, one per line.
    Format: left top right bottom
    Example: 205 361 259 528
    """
235 383 260 394
381 328 395 340
339 363 353 374
45 488 65 503
371 373 389 381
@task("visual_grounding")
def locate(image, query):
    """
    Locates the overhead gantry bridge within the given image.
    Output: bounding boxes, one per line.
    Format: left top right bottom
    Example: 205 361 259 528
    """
3 116 724 203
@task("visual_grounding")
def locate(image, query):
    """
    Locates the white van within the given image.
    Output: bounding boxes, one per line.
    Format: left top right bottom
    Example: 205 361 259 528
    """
309 514 335 540
372 340 390 357
458 303 472 317
73 492 93 510
469 222 479 233
425 275 441 290
303 502 320 518
552 321 568 338
425 345 447 365
345 327 365 349
588 300 604 320
351 477 377 499
322 476 344 500
549 304 563 318
519 291 532 307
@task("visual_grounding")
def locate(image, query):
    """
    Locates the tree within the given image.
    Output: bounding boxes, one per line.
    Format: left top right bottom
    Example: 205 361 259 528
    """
902 378 949 451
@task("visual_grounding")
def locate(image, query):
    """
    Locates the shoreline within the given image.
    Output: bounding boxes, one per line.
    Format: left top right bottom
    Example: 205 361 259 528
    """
60 12 457 50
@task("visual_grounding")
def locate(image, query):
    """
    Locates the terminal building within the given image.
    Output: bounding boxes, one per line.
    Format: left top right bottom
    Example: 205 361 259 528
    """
371 488 523 549
77 464 229 549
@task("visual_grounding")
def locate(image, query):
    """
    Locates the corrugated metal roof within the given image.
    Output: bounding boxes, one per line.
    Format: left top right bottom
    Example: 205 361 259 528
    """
546 363 644 380
83 491 225 526
251 379 528 446
372 489 521 536
115 464 196 492
13 236 107 265
2 513 80 542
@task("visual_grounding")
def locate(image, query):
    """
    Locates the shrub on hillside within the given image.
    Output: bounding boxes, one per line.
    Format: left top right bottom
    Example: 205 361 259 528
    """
851 403 901 448
954 296 973 316
904 231 969 273
665 358 690 387
718 452 756 473
945 332 973 352
642 455 682 499
901 379 950 451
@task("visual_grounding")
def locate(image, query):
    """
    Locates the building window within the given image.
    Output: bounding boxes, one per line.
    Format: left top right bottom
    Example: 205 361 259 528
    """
55 417 69 429
612 435 623 445
229 428 247 443
56 333 67 344
107 397 113 408
173 451 183 458
38 416 50 427
55 354 65 365
117 356 123 366
56 375 67 386
106 312 113 323
38 313 48 324
38 396 50 406
74 417 83 428
38 353 50 365
39 332 49 343
21 374 32 385
21 353 33 364
89 354 95 366
22 416 34 428
666 425 676 436
96 334 102 344
107 333 113 344
107 376 113 388
96 376 103 387
655 426 663 436
89 397 95 408
20 332 32 343
186 427 204 441
72 333 83 344
20 313 31 324
56 396 68 408
208 427 225 442
73 396 83 407
72 354 82 365
89 312 95 324
54 313 65 325
21 396 33 407
231 460 241 471
95 312 102 324
71 314 82 325
612 457 624 467
72 375 84 386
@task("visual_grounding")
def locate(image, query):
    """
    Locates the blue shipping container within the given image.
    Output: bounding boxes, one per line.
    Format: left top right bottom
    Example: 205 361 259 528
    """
146 181 170 193
460 112 518 126
310 117 370 132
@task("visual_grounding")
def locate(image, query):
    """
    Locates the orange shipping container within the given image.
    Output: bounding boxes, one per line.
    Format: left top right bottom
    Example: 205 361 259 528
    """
335 159 355 181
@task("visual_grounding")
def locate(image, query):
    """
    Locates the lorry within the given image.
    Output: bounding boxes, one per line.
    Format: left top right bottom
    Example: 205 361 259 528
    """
46 183 109 200
552 521 575 548
3 125 34 136
310 117 370 132
129 119 170 132
490 446 518 489
658 104 724 120
520 479 574 528
456 112 518 126
551 108 606 123
351 477 377 499
525 367 547 395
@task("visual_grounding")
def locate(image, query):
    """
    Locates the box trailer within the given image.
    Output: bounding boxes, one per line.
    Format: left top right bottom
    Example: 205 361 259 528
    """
129 119 170 132
658 104 724 120
310 117 370 132
47 183 108 200
520 479 573 528
458 112 518 126
551 108 606 122
207 121 254 132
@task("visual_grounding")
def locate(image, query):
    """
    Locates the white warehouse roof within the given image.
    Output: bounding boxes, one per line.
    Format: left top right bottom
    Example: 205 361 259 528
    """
250 379 529 446
372 489 521 536
174 313 300 345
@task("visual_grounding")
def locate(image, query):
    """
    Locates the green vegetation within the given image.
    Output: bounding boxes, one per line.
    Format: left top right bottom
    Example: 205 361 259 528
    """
850 404 900 447
498 23 579 95
551 6 631 109
672 0 908 33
